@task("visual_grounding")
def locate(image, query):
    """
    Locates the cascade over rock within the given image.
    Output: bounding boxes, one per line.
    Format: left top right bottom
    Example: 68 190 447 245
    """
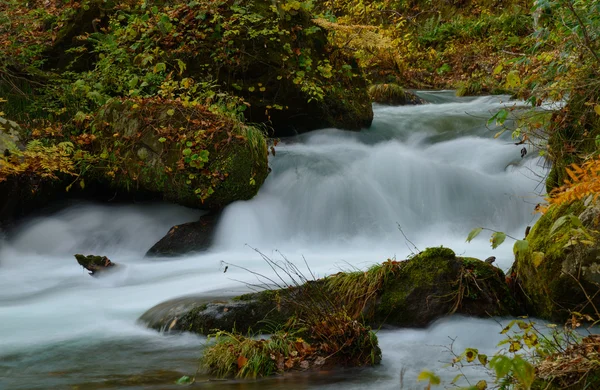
146 212 220 256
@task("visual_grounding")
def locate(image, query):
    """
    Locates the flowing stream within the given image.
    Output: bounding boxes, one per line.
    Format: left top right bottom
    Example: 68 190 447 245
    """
0 92 547 389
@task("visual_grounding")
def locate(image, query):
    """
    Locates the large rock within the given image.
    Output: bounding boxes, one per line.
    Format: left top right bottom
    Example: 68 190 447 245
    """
514 198 600 320
373 247 517 326
90 99 269 210
157 0 373 136
146 212 220 257
141 247 518 335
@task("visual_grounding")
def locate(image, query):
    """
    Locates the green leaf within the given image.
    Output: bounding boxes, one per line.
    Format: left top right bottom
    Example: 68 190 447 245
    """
167 109 175 116
198 150 210 162
466 227 483 242
490 355 512 378
490 232 506 249
182 148 192 156
475 380 488 390
175 375 194 385
158 137 166 143
511 355 535 388
154 62 167 73
128 76 139 89
513 240 529 254
451 374 464 384
79 179 85 190
568 214 583 228
417 370 440 385
176 59 187 75
550 215 569 235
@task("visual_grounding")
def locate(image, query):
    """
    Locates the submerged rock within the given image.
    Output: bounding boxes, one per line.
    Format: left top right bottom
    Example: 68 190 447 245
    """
146 212 220 257
141 247 517 335
75 254 116 276
139 291 291 335
514 198 600 320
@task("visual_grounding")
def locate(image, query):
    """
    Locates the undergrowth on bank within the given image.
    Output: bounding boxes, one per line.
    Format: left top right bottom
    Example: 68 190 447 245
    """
194 251 382 380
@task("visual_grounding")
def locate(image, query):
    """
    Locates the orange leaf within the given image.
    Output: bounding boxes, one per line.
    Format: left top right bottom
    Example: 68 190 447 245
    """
237 355 248 369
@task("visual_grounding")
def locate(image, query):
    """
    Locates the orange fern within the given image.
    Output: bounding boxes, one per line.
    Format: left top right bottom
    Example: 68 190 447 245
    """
547 156 600 208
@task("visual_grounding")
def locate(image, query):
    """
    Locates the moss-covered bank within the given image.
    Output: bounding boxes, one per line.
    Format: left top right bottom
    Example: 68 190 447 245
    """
514 199 600 321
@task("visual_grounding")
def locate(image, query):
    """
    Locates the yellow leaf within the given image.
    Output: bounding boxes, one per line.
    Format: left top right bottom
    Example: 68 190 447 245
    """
476 380 488 389
594 104 600 116
509 341 522 352
505 71 521 89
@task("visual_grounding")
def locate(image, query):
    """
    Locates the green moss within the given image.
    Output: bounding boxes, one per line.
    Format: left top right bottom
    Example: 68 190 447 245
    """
90 99 269 210
375 247 458 326
514 201 589 319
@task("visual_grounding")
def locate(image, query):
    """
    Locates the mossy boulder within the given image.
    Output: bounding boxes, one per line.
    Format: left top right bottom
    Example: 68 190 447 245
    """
514 199 600 320
141 247 517 336
367 84 424 105
75 253 117 276
139 291 292 335
374 247 517 326
89 99 269 210
158 0 373 136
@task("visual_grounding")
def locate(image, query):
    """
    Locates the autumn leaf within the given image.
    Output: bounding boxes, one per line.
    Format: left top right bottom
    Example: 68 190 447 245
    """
237 355 248 369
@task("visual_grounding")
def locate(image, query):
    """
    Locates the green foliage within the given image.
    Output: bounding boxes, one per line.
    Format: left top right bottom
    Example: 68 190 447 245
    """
417 370 441 389
325 259 401 318
200 328 305 379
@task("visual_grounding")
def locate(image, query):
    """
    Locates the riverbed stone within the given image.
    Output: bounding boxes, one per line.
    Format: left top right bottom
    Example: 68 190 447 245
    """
75 254 117 276
145 212 221 257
